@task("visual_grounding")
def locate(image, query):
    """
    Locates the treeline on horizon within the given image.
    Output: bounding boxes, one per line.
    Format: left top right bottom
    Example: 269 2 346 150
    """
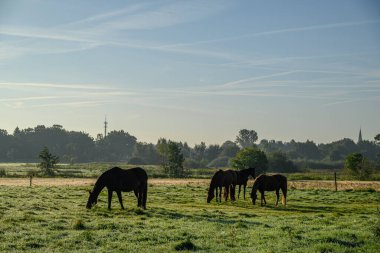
0 124 379 172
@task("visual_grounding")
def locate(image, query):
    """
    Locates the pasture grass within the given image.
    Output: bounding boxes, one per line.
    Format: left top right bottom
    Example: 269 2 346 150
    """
0 183 379 252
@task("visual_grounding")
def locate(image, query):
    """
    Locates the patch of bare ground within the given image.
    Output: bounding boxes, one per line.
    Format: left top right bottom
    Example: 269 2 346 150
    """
0 178 379 190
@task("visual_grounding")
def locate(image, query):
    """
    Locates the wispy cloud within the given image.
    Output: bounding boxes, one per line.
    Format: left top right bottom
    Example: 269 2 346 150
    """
161 19 380 48
219 71 299 88
0 82 115 90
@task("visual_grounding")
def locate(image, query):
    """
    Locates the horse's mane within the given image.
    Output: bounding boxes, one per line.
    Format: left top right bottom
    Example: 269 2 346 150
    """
90 170 110 200
239 167 255 178
251 174 265 190
208 170 222 193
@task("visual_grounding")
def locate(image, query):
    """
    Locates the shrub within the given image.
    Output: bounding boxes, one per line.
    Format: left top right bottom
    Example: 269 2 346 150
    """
345 153 374 180
73 219 86 230
174 238 197 251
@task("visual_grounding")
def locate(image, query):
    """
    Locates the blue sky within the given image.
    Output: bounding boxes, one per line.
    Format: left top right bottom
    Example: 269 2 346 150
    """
0 0 379 145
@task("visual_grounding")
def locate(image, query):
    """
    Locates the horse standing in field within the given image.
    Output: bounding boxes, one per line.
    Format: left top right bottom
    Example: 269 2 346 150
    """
207 169 237 203
86 167 148 210
236 167 256 200
250 174 287 207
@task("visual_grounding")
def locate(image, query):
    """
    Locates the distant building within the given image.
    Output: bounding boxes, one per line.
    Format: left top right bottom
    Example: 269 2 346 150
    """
358 128 363 143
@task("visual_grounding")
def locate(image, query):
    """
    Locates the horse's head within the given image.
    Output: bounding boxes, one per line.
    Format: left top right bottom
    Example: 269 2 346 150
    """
86 190 97 209
250 191 257 205
248 167 256 179
206 188 214 203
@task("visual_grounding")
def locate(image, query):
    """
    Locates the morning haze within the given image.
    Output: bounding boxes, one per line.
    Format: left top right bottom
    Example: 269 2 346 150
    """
0 0 379 144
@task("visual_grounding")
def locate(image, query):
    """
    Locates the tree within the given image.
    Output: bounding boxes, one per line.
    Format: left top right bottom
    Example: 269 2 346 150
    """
156 138 169 167
375 134 380 145
98 130 137 161
132 142 159 165
205 144 222 161
236 129 258 148
156 139 185 177
268 152 297 173
165 141 185 177
193 142 206 160
231 147 268 174
38 147 59 176
344 153 373 180
220 141 240 157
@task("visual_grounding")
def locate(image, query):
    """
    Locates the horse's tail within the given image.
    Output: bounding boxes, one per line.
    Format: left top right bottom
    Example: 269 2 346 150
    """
281 176 287 206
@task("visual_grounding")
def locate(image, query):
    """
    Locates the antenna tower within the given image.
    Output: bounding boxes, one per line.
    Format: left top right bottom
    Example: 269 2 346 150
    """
104 116 108 138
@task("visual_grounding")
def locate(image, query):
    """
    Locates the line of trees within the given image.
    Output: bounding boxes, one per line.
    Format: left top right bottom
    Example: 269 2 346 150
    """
0 125 379 175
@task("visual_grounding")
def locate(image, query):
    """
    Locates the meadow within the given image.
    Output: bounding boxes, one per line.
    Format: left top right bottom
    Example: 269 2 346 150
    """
0 179 379 252
2 162 379 181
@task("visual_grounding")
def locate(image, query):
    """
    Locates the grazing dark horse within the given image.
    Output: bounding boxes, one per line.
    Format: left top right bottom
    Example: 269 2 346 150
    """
236 167 256 200
250 174 287 207
86 167 148 210
207 169 237 203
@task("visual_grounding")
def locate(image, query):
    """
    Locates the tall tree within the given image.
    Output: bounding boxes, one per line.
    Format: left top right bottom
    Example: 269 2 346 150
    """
166 141 185 178
236 129 258 148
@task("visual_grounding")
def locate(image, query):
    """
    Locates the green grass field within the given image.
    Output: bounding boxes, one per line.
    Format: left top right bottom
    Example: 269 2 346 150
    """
0 181 379 252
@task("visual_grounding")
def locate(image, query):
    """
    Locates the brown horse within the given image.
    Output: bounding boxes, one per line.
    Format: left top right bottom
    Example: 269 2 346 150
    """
86 167 148 210
207 169 237 203
236 167 256 200
250 174 287 206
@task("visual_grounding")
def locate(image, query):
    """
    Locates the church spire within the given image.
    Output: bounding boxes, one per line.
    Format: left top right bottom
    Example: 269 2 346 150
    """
358 128 362 143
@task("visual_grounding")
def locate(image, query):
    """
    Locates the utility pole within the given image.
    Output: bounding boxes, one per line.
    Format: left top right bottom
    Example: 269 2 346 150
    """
104 116 108 138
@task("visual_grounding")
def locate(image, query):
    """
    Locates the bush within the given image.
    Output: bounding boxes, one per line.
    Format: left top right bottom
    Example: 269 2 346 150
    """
0 169 6 177
184 158 203 169
345 153 374 180
128 157 146 165
174 238 197 251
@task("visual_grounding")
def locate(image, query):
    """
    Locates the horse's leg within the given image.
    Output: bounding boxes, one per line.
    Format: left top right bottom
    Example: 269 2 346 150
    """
138 186 144 208
134 189 138 199
142 183 147 210
219 186 222 202
225 186 229 202
238 185 241 199
243 183 246 200
260 191 265 206
116 191 124 210
275 189 279 207
281 186 287 206
215 187 218 202
107 189 113 210
230 185 235 202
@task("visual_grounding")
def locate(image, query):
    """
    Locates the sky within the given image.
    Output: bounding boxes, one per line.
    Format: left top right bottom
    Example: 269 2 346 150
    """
0 0 379 145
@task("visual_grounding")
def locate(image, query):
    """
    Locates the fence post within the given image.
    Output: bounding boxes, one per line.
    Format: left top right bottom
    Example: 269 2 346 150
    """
29 175 33 187
334 172 337 192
